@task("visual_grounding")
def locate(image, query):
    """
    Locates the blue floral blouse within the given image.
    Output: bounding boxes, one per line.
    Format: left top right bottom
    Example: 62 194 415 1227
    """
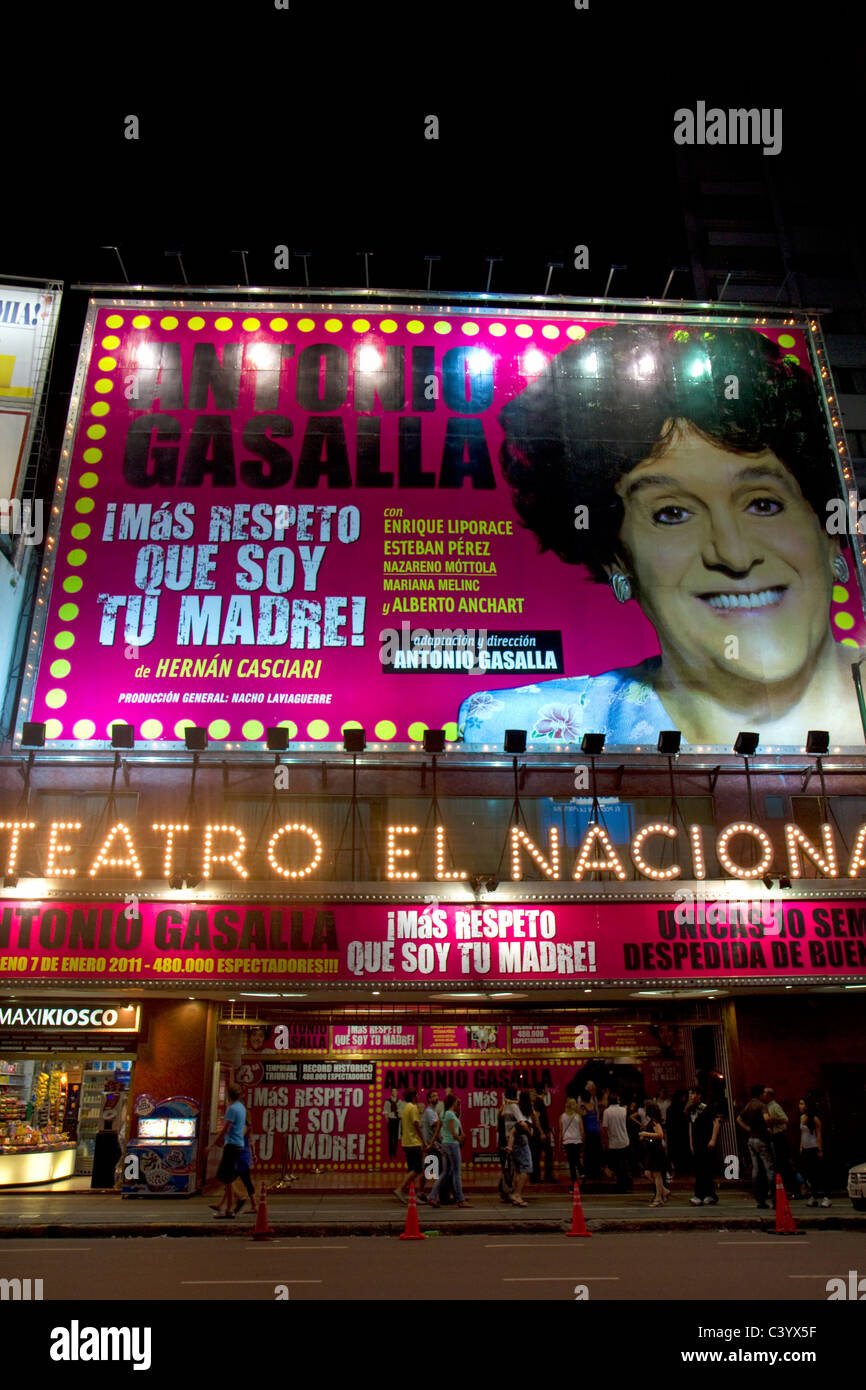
458 657 671 746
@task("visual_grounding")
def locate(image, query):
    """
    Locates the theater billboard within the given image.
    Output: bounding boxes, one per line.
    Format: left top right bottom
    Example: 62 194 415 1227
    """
18 300 865 750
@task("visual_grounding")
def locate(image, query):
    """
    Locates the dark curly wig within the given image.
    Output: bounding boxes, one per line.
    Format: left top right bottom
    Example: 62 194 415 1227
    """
498 324 839 583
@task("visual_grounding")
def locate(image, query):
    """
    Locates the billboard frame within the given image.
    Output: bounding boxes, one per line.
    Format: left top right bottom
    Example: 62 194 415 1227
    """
14 296 863 752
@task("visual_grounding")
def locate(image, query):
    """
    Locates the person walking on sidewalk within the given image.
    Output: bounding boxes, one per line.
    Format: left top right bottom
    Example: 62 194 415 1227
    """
763 1087 796 1196
798 1098 832 1207
579 1081 604 1181
208 1082 246 1220
498 1087 520 1204
211 1116 257 1217
686 1087 720 1206
737 1085 775 1209
429 1094 471 1209
393 1088 427 1204
602 1091 632 1192
559 1098 584 1189
419 1090 444 1204
506 1091 535 1207
640 1102 670 1206
627 1099 645 1178
529 1086 554 1183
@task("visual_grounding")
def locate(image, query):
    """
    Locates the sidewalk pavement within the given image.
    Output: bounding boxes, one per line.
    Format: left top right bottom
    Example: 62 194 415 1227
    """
1 1184 863 1237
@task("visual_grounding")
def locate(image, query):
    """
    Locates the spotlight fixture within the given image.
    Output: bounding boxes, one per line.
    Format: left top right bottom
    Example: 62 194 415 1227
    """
110 723 135 750
486 876 499 892
21 722 46 748
762 873 775 890
184 727 208 751
3 875 18 889
343 728 366 753
266 727 289 752
657 730 682 755
423 728 446 753
779 876 792 890
733 731 759 756
504 730 527 754
168 874 184 891
581 733 605 754
806 730 830 755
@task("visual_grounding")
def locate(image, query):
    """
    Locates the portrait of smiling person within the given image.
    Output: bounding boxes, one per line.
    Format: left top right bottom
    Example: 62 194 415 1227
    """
459 323 865 749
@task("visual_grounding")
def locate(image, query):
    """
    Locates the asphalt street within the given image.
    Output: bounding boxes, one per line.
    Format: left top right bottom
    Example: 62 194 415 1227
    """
1 1230 864 1302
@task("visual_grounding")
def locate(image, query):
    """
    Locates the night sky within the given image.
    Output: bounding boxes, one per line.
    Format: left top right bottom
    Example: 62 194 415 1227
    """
3 0 861 479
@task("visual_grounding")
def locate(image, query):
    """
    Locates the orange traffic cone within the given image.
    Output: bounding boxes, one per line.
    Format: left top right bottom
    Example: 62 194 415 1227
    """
399 1183 426 1240
774 1173 798 1234
252 1181 275 1241
565 1179 592 1238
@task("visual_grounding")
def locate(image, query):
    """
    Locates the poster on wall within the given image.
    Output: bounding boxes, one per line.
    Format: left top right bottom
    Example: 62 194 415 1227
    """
241 1056 375 1171
236 1045 693 1172
0 284 60 501
421 1023 504 1052
3 896 865 985
376 1060 591 1170
20 302 864 750
510 1022 596 1054
331 1022 418 1051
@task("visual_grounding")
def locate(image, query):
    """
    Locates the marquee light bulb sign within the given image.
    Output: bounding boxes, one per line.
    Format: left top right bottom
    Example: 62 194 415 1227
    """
0 817 864 884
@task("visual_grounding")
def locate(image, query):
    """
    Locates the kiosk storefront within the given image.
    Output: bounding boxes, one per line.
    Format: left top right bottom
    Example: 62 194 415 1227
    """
0 1000 140 1185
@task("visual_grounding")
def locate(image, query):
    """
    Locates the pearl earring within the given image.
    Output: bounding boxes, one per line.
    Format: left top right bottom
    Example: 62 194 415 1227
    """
833 555 849 583
610 572 632 604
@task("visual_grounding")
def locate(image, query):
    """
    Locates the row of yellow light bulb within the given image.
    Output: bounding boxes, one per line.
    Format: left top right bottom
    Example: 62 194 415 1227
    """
3 820 323 880
0 817 857 881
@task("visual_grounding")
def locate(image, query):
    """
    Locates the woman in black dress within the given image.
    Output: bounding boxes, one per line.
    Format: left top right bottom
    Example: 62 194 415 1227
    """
640 1102 670 1207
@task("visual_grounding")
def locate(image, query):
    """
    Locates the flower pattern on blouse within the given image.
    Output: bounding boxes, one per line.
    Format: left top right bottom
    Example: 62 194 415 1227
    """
461 691 505 723
458 657 669 746
533 703 584 740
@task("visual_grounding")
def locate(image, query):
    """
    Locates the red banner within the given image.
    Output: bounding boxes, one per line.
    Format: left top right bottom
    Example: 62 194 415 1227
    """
1 896 865 983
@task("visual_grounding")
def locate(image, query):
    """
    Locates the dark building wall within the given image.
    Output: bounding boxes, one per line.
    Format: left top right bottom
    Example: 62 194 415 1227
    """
732 994 866 1177
133 998 210 1112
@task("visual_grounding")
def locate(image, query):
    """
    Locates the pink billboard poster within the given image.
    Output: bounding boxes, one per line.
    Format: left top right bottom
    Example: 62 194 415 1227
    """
241 1059 374 1171
331 1023 418 1051
510 1023 596 1053
378 1060 581 1168
25 304 864 751
1 897 865 984
421 1023 505 1052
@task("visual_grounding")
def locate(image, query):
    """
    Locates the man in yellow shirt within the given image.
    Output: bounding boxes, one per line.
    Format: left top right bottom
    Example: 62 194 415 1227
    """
394 1088 427 1204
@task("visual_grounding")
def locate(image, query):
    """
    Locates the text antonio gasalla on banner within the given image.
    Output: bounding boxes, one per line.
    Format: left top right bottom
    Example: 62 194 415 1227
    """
0 816 865 883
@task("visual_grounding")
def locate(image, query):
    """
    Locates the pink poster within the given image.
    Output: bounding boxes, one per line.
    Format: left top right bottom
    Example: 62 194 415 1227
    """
377 1060 582 1169
421 1023 505 1052
239 1057 375 1173
331 1022 418 1051
510 1022 596 1053
24 304 864 751
2 896 864 984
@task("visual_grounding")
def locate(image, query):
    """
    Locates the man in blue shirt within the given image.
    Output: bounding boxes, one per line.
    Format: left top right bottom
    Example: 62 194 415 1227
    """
209 1083 247 1218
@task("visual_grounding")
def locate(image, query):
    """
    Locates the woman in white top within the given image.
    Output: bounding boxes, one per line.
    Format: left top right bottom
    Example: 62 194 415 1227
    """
559 1098 585 1188
798 1098 831 1207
